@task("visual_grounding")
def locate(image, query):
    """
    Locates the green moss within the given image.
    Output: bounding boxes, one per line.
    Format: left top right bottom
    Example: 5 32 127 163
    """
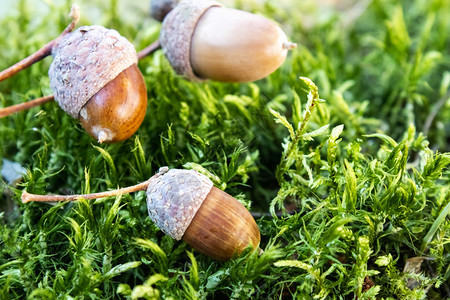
0 0 449 299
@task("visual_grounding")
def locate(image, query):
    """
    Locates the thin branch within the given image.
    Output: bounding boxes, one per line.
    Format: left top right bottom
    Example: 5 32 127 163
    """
0 4 80 82
137 39 161 60
21 177 152 203
0 95 54 118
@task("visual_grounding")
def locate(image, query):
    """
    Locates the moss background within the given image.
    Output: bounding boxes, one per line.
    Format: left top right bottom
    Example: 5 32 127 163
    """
0 0 449 299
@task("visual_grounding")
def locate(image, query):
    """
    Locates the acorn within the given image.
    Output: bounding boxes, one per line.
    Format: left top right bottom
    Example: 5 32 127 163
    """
22 167 261 261
0 5 147 143
49 25 147 143
146 167 260 261
149 0 180 22
159 0 297 82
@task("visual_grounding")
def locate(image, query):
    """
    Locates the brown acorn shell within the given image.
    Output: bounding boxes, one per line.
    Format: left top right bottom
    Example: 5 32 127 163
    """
159 0 222 81
78 63 147 143
182 186 261 261
48 25 138 119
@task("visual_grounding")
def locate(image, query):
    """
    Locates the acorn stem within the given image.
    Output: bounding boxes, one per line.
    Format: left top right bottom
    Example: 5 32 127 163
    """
137 39 162 60
283 41 297 50
97 131 109 144
21 177 152 203
0 95 54 118
0 4 80 82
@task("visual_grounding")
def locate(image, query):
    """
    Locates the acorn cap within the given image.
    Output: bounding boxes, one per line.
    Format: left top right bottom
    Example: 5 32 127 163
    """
146 167 213 240
159 0 222 81
48 25 138 119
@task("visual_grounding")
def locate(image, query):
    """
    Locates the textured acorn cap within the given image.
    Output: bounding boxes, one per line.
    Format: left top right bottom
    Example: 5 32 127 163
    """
146 167 213 240
159 0 222 81
48 25 138 119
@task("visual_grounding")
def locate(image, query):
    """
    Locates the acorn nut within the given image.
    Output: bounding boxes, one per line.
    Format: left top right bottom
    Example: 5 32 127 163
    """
146 167 261 261
49 25 147 143
160 0 297 82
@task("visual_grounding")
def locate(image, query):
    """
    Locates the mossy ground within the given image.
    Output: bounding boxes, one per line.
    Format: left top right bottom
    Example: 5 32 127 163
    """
0 0 449 299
